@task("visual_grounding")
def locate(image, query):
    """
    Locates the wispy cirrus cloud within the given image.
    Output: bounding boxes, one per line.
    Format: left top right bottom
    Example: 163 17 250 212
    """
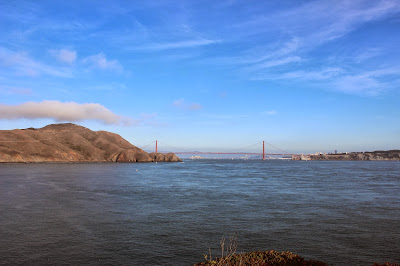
0 85 32 95
173 98 203 111
82 53 122 71
0 47 122 80
239 0 400 46
0 47 72 77
135 38 220 51
247 56 301 71
239 38 300 65
333 68 400 96
354 48 382 63
334 75 384 96
203 38 300 67
50 49 77 64
255 66 400 96
262 110 277 116
223 0 400 90
0 100 132 125
305 0 400 44
255 67 344 81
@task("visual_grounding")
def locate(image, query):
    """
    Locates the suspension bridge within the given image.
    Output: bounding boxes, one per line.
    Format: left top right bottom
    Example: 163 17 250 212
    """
139 140 296 160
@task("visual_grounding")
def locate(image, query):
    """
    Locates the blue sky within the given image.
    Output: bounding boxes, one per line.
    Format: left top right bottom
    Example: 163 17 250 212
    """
1 0 400 154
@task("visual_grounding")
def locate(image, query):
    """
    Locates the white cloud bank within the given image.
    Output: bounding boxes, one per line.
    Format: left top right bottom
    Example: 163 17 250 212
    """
0 100 130 125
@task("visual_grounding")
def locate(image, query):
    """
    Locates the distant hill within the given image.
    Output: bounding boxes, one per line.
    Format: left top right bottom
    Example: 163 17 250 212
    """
0 123 181 163
308 150 400 161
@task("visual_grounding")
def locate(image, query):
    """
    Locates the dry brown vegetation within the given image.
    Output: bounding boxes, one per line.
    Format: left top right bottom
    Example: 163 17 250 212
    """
195 236 399 266
195 235 326 266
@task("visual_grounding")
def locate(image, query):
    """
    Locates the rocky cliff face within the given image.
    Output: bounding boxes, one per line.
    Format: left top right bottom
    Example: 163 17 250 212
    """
149 152 182 162
0 123 181 163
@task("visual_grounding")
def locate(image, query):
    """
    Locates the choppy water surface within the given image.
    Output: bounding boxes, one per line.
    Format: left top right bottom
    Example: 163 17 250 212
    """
0 160 399 265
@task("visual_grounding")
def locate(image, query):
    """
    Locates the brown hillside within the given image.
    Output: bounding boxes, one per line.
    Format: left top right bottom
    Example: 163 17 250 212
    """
0 123 181 163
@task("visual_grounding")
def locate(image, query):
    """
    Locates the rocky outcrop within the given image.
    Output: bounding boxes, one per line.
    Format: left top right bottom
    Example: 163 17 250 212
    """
116 149 153 162
0 123 181 163
149 152 182 162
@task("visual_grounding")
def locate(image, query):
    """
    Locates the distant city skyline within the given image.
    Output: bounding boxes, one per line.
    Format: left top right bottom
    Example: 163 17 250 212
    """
1 0 400 154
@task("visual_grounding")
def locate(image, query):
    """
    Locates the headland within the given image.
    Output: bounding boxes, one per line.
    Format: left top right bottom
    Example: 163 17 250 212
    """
292 150 400 161
0 123 181 163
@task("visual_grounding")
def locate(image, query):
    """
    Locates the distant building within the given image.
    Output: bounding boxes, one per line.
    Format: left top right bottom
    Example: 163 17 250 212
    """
291 154 311 160
292 154 301 160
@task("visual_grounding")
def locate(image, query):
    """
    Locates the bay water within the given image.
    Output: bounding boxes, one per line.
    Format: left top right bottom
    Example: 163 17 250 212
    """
0 160 399 265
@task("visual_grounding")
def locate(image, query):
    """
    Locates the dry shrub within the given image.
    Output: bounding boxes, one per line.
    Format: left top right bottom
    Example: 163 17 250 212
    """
195 235 326 266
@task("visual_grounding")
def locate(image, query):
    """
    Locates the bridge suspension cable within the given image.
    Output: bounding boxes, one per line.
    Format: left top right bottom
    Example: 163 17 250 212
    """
225 141 263 153
263 141 291 155
138 140 156 151
138 139 292 157
155 140 195 153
